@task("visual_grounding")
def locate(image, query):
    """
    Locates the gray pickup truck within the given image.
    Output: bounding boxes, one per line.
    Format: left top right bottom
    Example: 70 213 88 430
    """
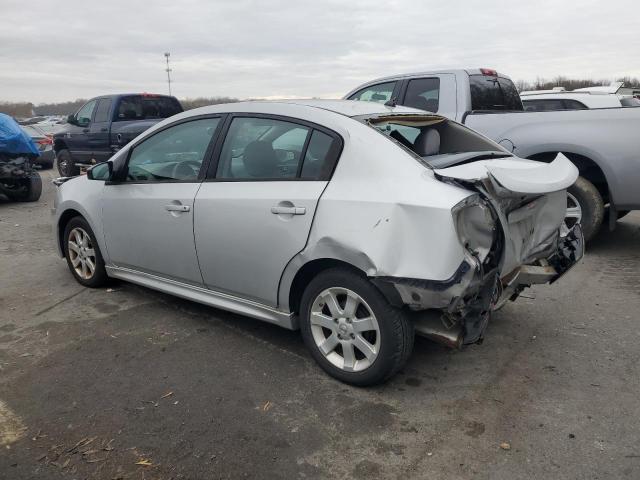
345 69 640 240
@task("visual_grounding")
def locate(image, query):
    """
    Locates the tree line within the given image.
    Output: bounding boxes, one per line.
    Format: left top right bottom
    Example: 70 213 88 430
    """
2 76 639 117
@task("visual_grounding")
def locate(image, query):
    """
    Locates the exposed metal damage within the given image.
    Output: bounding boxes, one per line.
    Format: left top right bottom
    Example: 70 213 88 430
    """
369 153 584 349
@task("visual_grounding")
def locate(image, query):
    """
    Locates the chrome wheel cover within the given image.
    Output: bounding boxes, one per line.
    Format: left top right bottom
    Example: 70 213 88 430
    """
309 287 380 372
68 227 96 280
562 192 583 235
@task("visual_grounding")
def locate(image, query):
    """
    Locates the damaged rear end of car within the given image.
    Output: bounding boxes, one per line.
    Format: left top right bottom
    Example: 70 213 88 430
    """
360 113 584 348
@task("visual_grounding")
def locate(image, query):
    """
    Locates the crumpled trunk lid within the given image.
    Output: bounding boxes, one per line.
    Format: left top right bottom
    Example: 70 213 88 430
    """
434 153 579 275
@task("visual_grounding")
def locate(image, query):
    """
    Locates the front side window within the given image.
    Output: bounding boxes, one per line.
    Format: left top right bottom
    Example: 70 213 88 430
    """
76 100 97 126
404 78 440 112
125 118 220 182
348 82 396 103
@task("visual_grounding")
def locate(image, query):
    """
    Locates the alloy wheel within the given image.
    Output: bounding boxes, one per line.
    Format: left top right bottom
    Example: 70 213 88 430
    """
309 287 380 372
68 227 96 280
563 191 583 234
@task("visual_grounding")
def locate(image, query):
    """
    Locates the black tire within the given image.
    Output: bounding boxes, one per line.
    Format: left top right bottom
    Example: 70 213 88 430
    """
299 268 414 386
567 176 604 242
56 148 79 176
63 216 109 287
6 174 42 202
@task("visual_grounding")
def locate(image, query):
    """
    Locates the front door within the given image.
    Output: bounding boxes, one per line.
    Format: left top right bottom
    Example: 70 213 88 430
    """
66 99 97 163
194 115 342 306
102 116 223 285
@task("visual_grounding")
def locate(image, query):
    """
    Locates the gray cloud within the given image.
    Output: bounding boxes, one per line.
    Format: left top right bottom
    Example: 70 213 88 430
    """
2 0 639 103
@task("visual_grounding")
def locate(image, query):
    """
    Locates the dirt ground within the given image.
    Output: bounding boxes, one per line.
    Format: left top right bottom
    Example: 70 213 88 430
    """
1 168 639 479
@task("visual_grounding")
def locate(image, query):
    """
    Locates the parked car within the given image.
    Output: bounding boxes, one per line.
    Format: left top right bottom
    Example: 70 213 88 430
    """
345 69 640 240
52 100 583 385
21 124 54 169
521 85 640 111
53 93 183 177
0 113 42 202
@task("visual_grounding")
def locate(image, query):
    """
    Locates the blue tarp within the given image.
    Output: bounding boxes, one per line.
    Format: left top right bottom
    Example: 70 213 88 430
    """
0 113 40 156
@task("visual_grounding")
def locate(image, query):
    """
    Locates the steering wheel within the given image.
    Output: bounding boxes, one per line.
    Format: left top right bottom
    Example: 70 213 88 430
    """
171 160 202 180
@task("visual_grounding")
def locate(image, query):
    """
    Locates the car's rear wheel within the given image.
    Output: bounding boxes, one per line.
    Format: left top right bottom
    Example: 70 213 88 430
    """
63 217 108 287
300 268 414 386
566 176 604 242
56 149 79 177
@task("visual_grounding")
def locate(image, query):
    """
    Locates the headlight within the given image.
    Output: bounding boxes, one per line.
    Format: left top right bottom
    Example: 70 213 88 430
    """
452 195 496 262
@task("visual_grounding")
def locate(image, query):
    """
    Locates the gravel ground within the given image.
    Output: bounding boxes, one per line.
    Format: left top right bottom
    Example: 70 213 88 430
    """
1 168 639 479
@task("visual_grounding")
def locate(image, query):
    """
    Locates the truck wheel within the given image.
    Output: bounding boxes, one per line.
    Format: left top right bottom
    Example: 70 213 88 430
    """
57 149 79 176
299 268 414 386
566 176 604 242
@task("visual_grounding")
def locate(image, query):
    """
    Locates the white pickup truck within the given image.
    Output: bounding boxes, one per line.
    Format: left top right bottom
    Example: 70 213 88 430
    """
345 69 640 240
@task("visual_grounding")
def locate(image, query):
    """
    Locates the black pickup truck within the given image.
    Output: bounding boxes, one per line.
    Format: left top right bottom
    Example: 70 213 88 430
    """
53 93 183 176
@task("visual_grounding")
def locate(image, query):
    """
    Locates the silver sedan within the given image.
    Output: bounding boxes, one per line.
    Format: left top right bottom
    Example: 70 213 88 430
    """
52 100 583 385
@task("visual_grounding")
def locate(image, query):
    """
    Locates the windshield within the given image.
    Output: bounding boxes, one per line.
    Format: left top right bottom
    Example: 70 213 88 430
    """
115 95 183 121
357 114 510 167
469 75 523 111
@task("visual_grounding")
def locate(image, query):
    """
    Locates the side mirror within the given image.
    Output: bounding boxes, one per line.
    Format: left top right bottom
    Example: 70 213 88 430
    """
67 114 77 126
87 161 113 181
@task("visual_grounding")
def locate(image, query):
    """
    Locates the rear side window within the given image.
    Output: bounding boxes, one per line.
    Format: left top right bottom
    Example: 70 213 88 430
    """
215 117 340 181
94 99 113 123
348 82 396 103
620 97 640 107
301 130 335 179
469 75 523 111
116 96 182 121
403 78 440 112
523 99 588 111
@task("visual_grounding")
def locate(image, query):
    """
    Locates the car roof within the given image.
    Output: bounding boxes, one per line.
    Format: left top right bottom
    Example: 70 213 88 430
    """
182 99 424 118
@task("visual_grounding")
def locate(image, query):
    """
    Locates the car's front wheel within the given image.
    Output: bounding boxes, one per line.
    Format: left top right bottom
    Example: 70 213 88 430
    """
63 216 108 287
300 268 414 386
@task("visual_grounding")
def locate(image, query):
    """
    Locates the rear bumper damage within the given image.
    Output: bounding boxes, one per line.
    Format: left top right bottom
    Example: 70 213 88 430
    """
374 224 584 348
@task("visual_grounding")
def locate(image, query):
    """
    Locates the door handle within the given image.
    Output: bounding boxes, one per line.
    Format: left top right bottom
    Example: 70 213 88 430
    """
271 205 306 215
100 127 108 132
82 128 90 133
165 204 190 212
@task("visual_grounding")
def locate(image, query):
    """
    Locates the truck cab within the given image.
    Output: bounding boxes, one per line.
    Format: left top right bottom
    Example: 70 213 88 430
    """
54 93 182 176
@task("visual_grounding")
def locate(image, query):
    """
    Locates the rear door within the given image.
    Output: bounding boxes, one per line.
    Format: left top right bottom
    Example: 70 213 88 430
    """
194 114 342 306
89 97 113 162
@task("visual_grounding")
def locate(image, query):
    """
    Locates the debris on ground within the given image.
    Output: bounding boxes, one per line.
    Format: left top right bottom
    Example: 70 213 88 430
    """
500 442 511 450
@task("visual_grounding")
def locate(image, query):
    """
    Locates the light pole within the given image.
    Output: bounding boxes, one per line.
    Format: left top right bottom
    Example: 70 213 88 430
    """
164 52 172 96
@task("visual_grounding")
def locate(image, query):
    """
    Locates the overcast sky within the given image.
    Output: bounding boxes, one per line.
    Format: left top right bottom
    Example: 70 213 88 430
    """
2 0 639 104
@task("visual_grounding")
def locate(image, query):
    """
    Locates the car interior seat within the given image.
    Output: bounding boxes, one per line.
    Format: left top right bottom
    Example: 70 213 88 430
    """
242 140 279 178
413 128 441 156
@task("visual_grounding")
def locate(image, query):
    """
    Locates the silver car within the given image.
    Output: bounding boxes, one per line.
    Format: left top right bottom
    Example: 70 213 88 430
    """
52 100 583 385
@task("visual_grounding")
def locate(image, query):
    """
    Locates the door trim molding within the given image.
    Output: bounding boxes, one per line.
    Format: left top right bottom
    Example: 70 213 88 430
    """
106 266 297 330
